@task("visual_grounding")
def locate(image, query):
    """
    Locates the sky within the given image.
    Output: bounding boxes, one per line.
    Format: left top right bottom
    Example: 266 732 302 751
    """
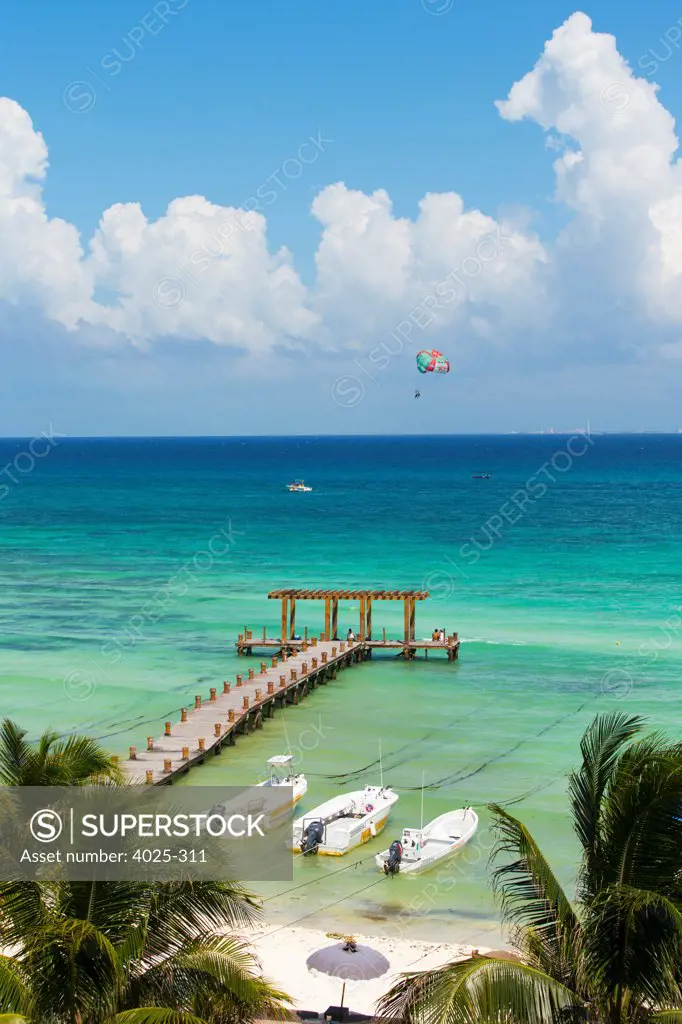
1 0 682 434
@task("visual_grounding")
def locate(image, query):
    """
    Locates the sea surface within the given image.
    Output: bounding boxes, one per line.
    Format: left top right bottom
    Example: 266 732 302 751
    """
1 433 682 945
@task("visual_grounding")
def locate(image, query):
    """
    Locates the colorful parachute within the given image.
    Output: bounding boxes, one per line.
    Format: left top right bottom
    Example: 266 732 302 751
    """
416 349 450 374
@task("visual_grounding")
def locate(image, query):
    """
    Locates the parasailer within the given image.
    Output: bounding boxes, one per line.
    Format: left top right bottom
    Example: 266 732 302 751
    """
416 349 450 375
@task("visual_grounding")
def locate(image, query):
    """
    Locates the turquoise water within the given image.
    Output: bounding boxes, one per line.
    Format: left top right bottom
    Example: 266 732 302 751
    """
1 434 682 943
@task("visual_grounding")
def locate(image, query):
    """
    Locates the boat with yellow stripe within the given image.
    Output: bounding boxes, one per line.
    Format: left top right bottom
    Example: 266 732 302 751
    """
292 784 398 856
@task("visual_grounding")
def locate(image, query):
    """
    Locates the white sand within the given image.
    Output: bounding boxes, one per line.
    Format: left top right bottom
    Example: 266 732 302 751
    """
248 924 492 1014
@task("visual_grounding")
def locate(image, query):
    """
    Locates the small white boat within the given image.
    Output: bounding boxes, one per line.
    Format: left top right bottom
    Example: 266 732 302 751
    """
375 807 478 875
210 755 306 829
292 784 398 856
287 479 312 492
257 755 307 819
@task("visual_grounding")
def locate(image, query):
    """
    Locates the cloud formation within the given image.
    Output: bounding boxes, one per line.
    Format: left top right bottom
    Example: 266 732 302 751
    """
1 10 681 371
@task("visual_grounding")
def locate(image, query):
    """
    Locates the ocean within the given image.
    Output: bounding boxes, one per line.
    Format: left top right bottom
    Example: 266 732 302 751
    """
1 433 681 944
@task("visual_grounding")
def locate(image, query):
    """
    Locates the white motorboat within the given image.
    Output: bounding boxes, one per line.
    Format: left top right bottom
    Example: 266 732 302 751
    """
210 755 306 830
375 807 478 875
287 479 312 492
292 784 398 856
257 754 307 819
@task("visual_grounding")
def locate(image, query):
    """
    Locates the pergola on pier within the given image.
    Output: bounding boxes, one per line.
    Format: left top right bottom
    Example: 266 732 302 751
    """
269 588 428 644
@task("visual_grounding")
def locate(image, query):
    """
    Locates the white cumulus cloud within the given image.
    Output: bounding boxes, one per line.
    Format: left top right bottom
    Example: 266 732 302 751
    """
1 10 682 368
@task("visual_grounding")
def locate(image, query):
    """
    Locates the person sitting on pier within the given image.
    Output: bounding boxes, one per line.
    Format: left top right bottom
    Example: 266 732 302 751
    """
439 628 445 643
431 628 439 641
347 628 355 642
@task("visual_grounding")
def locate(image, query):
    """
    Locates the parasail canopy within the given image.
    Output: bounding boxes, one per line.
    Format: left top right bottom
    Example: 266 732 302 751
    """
416 349 450 374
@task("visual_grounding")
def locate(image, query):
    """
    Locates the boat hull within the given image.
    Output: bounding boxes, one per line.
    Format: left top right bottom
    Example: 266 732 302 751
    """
375 809 478 874
258 777 307 822
292 786 398 856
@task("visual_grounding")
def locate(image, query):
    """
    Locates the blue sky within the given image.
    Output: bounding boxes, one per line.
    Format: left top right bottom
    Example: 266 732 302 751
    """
1 0 682 433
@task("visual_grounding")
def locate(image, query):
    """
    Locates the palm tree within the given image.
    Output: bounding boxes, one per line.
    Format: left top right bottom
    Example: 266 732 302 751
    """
378 712 682 1024
0 877 289 1024
0 719 123 786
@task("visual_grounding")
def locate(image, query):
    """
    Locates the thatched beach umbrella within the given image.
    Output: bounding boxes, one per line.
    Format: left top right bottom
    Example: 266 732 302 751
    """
306 939 390 1009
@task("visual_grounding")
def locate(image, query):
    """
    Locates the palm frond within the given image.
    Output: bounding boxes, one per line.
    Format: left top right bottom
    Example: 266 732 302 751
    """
488 804 580 985
581 884 682 1012
377 955 583 1024
0 956 32 1016
568 711 645 897
46 734 123 784
129 934 290 1019
0 721 31 787
595 742 682 896
115 1010 208 1024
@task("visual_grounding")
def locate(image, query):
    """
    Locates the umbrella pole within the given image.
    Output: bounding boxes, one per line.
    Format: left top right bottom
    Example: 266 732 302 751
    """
340 981 346 1008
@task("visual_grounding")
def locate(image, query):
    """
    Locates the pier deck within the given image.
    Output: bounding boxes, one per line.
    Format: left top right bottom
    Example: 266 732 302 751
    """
121 638 362 785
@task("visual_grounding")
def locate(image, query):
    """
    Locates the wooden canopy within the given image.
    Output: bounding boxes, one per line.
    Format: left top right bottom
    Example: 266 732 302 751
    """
267 589 428 642
268 589 429 600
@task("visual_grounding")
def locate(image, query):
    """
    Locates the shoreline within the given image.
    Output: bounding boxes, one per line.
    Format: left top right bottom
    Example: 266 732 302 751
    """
246 923 506 1014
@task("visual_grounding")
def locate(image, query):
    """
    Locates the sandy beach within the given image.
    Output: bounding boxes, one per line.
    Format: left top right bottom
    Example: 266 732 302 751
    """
248 924 490 1014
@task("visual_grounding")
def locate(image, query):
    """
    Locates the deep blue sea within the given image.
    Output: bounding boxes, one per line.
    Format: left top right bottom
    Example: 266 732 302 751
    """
1 433 681 941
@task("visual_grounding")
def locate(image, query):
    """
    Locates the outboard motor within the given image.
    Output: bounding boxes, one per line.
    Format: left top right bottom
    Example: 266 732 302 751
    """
300 819 324 855
384 839 403 875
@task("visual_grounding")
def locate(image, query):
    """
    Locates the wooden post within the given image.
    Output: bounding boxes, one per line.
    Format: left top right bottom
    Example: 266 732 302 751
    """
195 695 202 709
262 625 267 640
324 598 331 641
267 680 275 694
290 598 296 638
210 687 216 702
146 770 153 784
147 737 154 751
198 738 206 751
304 625 309 640
223 681 230 694
181 707 188 721
165 722 171 736
260 661 267 674
367 597 372 639
409 597 416 642
227 710 235 723
331 597 339 639
236 674 243 686
163 759 172 773
403 598 410 645
279 674 286 688
382 626 386 643
182 746 190 759
281 598 288 643
214 723 221 737
360 596 366 640
243 696 250 709
129 747 137 760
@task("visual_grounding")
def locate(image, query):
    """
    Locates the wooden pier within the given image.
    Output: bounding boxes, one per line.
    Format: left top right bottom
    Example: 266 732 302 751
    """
121 637 364 785
122 588 459 786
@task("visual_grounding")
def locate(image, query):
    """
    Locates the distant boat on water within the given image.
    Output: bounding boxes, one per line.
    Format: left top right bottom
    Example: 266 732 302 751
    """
472 473 491 480
287 479 312 492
